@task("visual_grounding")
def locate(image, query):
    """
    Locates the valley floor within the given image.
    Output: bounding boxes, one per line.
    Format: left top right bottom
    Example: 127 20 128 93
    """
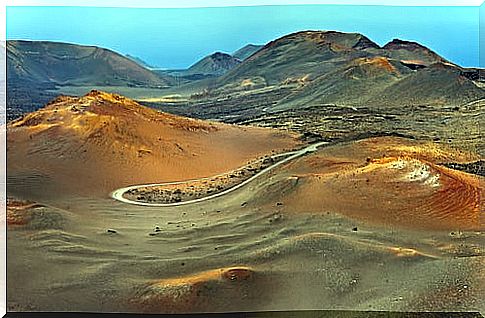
6 136 484 314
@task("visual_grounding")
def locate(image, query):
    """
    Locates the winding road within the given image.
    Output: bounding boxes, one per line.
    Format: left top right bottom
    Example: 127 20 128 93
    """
111 141 328 207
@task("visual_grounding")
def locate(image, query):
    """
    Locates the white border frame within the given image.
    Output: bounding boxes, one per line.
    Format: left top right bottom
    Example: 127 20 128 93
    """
1 1 6 316
4 0 485 7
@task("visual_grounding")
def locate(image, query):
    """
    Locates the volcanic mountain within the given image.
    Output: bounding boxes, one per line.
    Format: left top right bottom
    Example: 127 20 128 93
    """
7 90 300 197
7 40 169 87
6 40 172 119
156 52 242 81
216 30 484 108
220 31 382 85
183 52 242 77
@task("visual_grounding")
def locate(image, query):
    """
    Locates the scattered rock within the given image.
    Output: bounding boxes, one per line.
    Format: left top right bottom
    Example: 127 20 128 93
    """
269 213 283 223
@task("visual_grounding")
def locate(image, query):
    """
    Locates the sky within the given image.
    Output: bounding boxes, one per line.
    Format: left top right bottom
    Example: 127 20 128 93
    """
6 5 480 69
481 1 485 67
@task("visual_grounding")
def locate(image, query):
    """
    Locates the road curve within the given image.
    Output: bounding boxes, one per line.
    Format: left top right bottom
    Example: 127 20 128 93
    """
111 141 328 207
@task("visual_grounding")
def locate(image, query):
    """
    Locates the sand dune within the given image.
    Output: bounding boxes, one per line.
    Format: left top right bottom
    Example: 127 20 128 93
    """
7 90 301 197
132 266 257 313
255 137 483 230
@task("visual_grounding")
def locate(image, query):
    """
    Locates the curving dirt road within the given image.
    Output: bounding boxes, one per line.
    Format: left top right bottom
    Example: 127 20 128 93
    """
111 141 328 207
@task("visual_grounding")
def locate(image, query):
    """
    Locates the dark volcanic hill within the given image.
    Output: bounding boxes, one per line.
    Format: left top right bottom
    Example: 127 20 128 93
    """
156 52 242 81
7 31 484 123
7 40 169 87
365 62 484 106
157 45 263 81
382 39 448 66
7 40 172 120
213 30 483 108
275 58 484 109
232 44 264 61
185 52 242 77
219 31 381 86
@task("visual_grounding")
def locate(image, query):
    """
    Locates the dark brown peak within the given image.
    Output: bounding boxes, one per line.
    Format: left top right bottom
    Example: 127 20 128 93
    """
353 35 381 50
383 39 428 50
258 31 311 50
285 30 346 39
264 30 335 43
211 51 231 57
268 30 379 49
210 52 234 60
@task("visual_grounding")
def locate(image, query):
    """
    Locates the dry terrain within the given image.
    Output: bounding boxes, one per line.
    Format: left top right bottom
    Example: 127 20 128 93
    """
5 30 485 315
7 90 300 198
6 95 485 313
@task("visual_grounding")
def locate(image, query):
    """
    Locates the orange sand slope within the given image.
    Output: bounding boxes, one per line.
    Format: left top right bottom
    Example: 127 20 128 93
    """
132 266 257 313
260 137 483 231
7 90 301 196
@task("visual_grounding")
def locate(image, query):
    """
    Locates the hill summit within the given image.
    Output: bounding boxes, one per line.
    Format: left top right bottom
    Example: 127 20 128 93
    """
185 52 242 76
